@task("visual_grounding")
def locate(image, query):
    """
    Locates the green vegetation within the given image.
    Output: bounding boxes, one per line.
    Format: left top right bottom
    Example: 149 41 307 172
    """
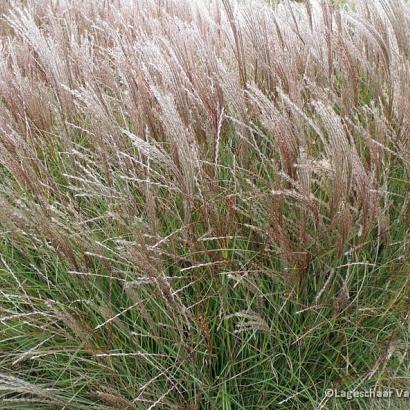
0 0 409 408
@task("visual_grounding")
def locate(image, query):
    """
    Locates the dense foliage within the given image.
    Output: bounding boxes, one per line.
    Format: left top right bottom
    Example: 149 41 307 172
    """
0 0 409 408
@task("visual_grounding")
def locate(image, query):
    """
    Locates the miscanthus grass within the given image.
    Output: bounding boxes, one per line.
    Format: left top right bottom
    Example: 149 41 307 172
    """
0 0 409 408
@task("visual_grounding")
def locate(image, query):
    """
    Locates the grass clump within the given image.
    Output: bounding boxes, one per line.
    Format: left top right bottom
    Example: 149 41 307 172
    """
0 0 409 408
